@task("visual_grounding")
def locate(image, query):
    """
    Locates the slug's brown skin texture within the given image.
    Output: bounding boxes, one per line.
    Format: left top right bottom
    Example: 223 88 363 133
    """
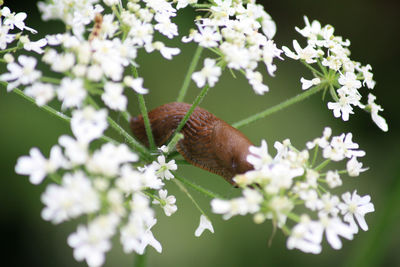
130 102 254 185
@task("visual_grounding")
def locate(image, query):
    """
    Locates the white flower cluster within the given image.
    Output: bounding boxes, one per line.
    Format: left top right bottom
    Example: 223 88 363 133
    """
211 127 374 254
183 0 282 94
282 16 388 131
15 106 180 266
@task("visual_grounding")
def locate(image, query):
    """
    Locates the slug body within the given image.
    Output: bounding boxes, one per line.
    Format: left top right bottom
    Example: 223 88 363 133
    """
130 102 254 184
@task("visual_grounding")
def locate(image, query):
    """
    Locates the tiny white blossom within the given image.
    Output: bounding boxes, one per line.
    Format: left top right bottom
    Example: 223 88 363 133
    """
71 107 108 144
319 214 354 250
57 78 87 109
192 58 221 88
102 82 127 111
1 7 37 33
339 191 374 233
287 215 323 254
346 157 368 177
0 55 41 91
58 135 89 166
153 189 177 216
152 155 177 180
145 41 180 60
194 26 221 47
23 38 47 54
367 93 388 132
282 40 319 63
24 82 55 106
124 76 149 94
195 215 214 237
15 146 66 184
325 170 342 188
300 77 321 90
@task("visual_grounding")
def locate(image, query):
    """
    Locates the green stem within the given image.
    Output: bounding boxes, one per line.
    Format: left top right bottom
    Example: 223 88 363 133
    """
311 146 319 167
166 133 184 154
0 46 19 53
174 173 226 200
173 179 208 217
137 94 156 151
232 82 327 128
134 252 147 267
300 60 324 77
315 159 331 171
13 88 70 123
11 87 119 145
40 76 61 84
167 84 210 148
176 45 203 102
286 212 300 223
86 96 152 161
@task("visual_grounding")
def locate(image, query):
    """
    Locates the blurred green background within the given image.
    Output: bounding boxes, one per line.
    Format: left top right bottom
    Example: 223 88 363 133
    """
1 0 399 266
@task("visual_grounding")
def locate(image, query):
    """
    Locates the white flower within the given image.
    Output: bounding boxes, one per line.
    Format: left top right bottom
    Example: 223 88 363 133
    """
154 13 178 39
192 58 221 88
287 215 323 254
117 165 163 193
71 107 108 144
325 170 342 188
145 41 180 60
359 64 375 89
282 40 319 63
124 76 149 95
246 70 269 95
319 214 354 249
101 82 127 111
57 78 87 109
68 224 111 267
195 215 214 237
87 143 139 177
1 6 37 33
15 146 66 185
247 140 272 170
300 77 321 90
41 171 100 224
194 26 221 47
152 155 177 180
346 157 368 177
58 135 89 166
323 132 365 161
317 193 340 217
24 82 55 106
0 55 41 91
339 191 374 233
153 189 177 216
211 198 248 220
266 196 294 227
103 0 119 6
23 38 47 54
367 93 388 132
338 72 362 91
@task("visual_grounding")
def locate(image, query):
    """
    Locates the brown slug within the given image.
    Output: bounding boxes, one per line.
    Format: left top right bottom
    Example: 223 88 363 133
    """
130 102 254 185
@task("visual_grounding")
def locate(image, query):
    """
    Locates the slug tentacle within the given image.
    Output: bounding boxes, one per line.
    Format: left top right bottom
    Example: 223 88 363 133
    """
130 102 254 185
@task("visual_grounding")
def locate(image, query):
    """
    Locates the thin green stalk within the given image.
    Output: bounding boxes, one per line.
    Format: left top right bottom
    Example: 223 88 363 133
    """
176 45 204 102
311 146 319 167
173 179 208 217
13 88 70 123
40 76 61 84
86 96 152 161
134 252 147 267
315 159 331 171
167 84 210 148
174 173 226 200
166 133 184 154
232 82 327 129
300 60 324 77
286 212 300 222
137 94 156 151
11 87 119 145
0 45 19 53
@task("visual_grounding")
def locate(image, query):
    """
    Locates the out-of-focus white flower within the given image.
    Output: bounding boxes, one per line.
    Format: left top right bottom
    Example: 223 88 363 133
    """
124 76 149 94
41 171 100 224
145 41 180 60
287 215 323 254
57 78 87 109
246 70 269 95
247 140 272 170
23 38 47 54
71 107 108 144
319 214 354 249
24 82 55 106
0 55 41 91
339 191 374 233
346 157 368 177
195 215 214 237
325 170 342 188
282 40 319 63
192 58 221 88
58 135 89 166
1 6 37 33
15 146 66 185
